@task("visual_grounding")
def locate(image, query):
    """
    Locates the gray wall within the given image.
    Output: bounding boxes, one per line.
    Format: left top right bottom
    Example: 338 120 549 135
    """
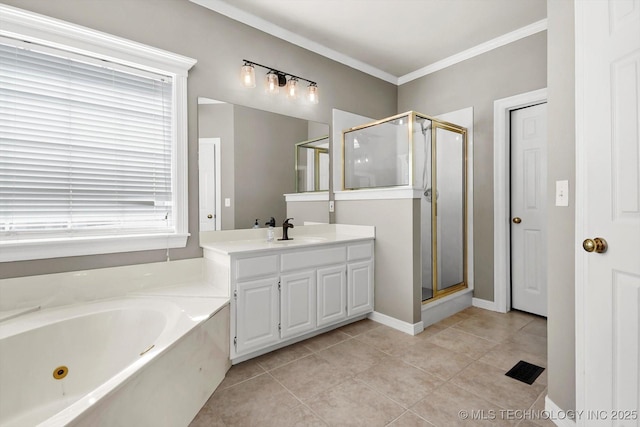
233 106 307 228
546 0 575 413
397 32 548 301
0 0 397 279
286 201 330 225
336 199 420 324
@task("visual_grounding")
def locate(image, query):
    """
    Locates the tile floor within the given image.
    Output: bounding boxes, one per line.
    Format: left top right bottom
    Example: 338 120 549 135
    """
190 306 550 427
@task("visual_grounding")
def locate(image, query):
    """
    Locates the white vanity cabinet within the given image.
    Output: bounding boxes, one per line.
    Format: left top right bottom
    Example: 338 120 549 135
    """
233 254 280 354
235 276 279 354
280 269 316 338
216 238 374 362
347 242 375 317
316 265 347 327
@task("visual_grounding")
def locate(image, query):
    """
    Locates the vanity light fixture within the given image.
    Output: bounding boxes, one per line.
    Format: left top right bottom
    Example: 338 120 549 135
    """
307 83 319 105
241 59 319 104
266 71 281 94
240 61 256 88
286 78 298 99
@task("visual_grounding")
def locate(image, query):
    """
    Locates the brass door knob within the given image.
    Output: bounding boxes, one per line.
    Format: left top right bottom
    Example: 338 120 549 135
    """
512 217 522 224
583 237 608 253
207 214 213 219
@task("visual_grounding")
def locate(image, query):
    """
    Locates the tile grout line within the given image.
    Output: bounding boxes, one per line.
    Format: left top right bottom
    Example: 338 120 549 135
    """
352 376 411 414
428 324 502 346
265 368 348 426
264 370 332 426
253 319 383 372
355 374 407 409
383 409 410 426
217 368 267 391
407 408 437 426
450 323 524 343
265 370 308 410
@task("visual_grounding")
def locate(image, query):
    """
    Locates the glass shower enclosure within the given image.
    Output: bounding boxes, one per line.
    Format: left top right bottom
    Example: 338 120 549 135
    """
342 112 467 302
295 136 329 192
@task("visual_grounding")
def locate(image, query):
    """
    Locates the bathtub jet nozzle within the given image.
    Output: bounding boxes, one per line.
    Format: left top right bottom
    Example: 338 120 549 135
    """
53 365 68 380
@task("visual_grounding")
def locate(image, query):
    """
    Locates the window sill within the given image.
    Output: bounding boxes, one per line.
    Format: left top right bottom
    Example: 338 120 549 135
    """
0 233 190 262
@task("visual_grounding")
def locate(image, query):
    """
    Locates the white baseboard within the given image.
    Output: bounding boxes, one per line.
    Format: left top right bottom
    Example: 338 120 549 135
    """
545 396 577 427
472 297 500 312
368 311 424 335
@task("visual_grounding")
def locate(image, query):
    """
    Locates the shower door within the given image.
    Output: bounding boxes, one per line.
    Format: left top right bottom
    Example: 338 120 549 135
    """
422 119 467 302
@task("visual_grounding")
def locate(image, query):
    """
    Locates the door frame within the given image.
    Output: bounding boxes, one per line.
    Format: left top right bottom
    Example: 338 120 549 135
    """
198 137 222 231
493 88 548 313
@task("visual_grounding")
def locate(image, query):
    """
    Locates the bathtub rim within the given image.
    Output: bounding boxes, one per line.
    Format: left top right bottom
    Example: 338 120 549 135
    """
0 295 229 427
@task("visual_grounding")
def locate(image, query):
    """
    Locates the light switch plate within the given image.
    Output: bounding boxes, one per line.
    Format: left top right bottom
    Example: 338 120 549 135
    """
329 201 335 212
224 198 231 207
555 180 569 207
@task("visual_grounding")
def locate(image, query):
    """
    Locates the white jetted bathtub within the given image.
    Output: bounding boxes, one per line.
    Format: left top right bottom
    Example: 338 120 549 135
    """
0 296 229 427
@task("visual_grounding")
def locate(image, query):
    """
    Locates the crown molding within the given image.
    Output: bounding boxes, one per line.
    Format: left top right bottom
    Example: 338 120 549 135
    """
397 19 547 85
193 1 548 87
190 0 398 84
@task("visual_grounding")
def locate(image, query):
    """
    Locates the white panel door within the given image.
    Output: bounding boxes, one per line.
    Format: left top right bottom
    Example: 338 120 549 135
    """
317 265 347 327
510 103 548 316
576 0 640 421
347 260 374 317
198 138 220 231
280 270 316 338
235 277 279 354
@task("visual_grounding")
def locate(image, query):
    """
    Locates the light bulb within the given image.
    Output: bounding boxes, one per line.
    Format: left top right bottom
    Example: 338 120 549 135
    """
266 72 279 94
287 78 298 99
240 64 256 88
307 84 319 104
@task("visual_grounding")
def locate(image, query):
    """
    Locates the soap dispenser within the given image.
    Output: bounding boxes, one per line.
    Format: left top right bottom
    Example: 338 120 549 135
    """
252 219 260 229
265 217 276 242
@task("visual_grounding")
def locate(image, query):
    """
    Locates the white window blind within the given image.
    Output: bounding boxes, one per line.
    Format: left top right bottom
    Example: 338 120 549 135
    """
0 41 175 240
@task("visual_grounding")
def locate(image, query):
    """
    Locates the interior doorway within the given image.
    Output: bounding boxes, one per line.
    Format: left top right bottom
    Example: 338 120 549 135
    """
509 103 548 317
493 88 548 314
198 137 221 232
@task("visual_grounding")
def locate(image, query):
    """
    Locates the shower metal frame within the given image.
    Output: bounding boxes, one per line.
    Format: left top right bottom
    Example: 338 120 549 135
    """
341 111 468 303
294 135 329 193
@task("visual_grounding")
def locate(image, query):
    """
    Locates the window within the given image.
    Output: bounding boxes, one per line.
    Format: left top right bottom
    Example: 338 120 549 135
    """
0 5 196 261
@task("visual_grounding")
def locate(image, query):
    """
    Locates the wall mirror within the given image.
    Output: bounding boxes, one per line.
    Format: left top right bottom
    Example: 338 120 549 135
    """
197 97 330 231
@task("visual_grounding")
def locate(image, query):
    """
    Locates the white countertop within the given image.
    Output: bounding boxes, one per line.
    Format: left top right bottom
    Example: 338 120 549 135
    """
199 224 375 255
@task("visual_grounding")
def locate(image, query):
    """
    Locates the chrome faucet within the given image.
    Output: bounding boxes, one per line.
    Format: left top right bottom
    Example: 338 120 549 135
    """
279 218 294 241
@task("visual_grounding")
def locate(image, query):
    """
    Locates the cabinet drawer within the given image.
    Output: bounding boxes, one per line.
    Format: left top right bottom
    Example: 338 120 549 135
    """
235 255 278 280
281 246 346 272
347 241 373 261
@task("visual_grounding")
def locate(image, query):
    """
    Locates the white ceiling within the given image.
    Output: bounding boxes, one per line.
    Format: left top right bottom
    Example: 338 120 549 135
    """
191 0 547 85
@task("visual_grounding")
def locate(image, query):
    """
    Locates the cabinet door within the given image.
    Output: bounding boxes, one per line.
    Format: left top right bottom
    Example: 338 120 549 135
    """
317 265 347 327
280 270 316 339
235 277 279 354
347 260 374 317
